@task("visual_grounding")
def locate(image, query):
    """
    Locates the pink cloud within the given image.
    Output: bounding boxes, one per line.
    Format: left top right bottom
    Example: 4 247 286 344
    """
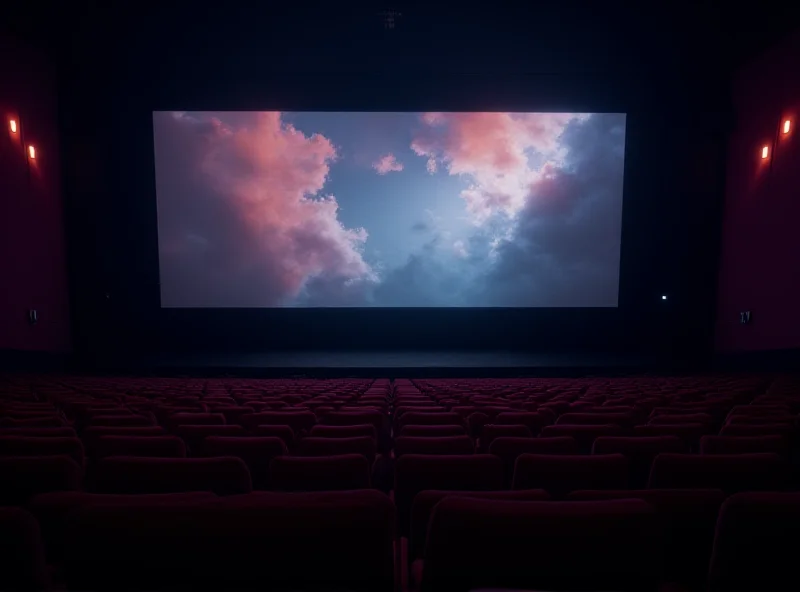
426 157 437 174
161 111 374 305
373 153 404 175
411 112 586 222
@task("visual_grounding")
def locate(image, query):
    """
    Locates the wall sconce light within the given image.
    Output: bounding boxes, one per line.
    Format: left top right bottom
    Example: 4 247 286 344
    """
783 119 792 135
9 119 17 134
28 145 36 160
761 145 770 159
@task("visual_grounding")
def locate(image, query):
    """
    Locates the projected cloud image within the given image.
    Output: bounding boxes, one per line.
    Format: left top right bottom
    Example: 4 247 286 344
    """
153 111 626 307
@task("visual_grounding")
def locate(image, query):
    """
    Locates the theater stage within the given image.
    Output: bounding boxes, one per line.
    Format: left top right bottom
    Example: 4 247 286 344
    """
122 350 683 378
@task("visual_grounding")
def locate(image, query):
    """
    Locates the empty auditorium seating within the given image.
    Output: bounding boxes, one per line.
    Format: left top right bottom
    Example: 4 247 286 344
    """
394 435 474 456
91 456 253 495
512 453 630 495
0 435 85 466
270 454 371 491
394 454 504 535
0 455 82 505
592 435 687 487
648 452 789 493
708 492 800 592
0 508 49 591
568 488 726 588
93 435 187 458
3 373 800 591
295 436 377 464
420 498 663 592
61 490 395 591
408 489 550 567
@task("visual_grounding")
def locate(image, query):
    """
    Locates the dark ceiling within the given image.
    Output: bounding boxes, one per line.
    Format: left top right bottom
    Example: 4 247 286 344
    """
4 1 798 79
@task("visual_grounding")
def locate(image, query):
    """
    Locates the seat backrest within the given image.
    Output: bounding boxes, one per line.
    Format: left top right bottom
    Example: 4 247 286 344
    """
61 490 395 592
396 412 464 429
421 497 662 592
0 427 76 438
87 414 154 428
398 425 466 438
269 454 371 492
166 412 226 430
479 424 532 453
395 436 474 457
568 488 726 588
708 492 800 592
0 508 49 591
310 423 377 439
0 436 85 466
91 456 252 495
699 435 790 456
539 424 624 453
174 425 248 455
203 436 286 489
240 411 317 433
28 491 216 563
394 454 504 536
0 455 82 505
493 412 550 434
409 489 550 561
295 436 376 464
592 436 687 487
94 436 187 459
512 453 629 496
557 412 633 427
648 452 788 493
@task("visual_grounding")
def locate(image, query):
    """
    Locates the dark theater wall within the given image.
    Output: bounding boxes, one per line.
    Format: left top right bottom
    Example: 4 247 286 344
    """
0 36 71 353
716 30 800 353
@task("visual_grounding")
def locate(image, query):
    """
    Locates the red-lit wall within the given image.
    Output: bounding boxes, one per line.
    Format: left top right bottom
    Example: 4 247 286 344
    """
716 31 800 352
0 36 71 352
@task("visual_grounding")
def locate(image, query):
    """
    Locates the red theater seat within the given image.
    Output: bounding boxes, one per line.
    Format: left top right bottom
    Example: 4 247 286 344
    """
269 454 371 491
240 411 317 433
648 452 788 493
166 412 226 430
250 424 295 445
634 423 710 450
396 412 464 430
700 435 790 456
310 423 377 439
708 492 800 592
408 489 550 565
0 508 49 591
493 412 551 434
395 435 474 457
394 454 504 536
0 455 82 505
0 416 66 428
295 436 377 464
91 456 252 495
94 435 187 458
174 424 248 455
512 453 629 496
87 414 154 428
540 424 624 453
568 488 726 589
203 436 286 489
592 435 687 487
0 435 85 466
0 427 76 438
420 498 662 592
61 490 395 592
557 412 634 428
398 424 466 438
478 424 532 453
28 491 216 563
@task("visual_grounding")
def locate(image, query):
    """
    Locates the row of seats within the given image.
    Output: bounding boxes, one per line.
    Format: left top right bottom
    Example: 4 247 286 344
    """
2 488 799 591
2 374 800 591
